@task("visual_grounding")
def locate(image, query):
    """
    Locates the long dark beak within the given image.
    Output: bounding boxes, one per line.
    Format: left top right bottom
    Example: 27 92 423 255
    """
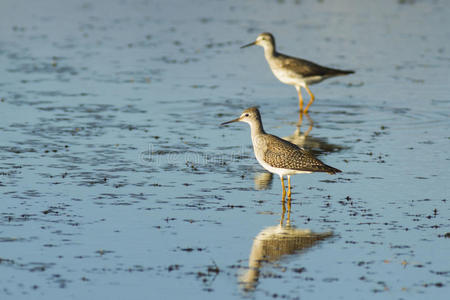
240 41 256 49
220 117 241 126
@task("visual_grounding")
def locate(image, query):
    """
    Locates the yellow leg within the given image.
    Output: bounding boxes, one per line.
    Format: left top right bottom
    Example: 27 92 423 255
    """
280 192 286 225
287 176 292 223
304 85 315 113
297 110 304 127
280 176 286 198
287 175 292 198
296 86 303 112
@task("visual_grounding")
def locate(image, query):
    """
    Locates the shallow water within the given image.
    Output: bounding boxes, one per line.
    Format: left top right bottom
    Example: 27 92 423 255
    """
0 0 449 299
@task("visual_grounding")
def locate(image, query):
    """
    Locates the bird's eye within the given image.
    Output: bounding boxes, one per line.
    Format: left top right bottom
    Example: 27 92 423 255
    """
245 113 249 117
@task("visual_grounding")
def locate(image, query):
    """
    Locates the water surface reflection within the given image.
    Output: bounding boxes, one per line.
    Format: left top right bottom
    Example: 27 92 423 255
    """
253 172 273 190
239 203 333 292
283 112 347 156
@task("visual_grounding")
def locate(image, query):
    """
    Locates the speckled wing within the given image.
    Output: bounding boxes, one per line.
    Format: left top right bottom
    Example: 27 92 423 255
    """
263 134 341 174
279 54 354 77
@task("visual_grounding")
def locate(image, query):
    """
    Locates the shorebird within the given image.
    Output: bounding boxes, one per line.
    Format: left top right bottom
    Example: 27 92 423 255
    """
241 32 354 113
221 107 341 198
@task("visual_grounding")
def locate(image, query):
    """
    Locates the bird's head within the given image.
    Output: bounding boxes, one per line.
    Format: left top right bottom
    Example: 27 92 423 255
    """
221 107 261 126
241 32 275 49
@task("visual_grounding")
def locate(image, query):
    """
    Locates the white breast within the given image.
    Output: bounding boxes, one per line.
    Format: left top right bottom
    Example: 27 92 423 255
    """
270 67 305 86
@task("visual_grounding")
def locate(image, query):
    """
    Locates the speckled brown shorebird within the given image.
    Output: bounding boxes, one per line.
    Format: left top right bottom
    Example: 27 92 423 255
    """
241 33 354 113
221 107 341 197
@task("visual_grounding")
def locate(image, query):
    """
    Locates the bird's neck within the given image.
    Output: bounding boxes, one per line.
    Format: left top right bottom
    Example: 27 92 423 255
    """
263 44 276 60
249 119 266 138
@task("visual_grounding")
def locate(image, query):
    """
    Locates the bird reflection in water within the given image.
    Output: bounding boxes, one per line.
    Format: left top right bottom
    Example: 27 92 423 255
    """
284 112 347 156
254 111 346 190
239 198 333 292
253 172 273 190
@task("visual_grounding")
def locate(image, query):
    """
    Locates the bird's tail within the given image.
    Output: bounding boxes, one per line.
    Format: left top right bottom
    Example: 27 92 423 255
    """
308 163 342 174
324 164 342 174
338 69 354 75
